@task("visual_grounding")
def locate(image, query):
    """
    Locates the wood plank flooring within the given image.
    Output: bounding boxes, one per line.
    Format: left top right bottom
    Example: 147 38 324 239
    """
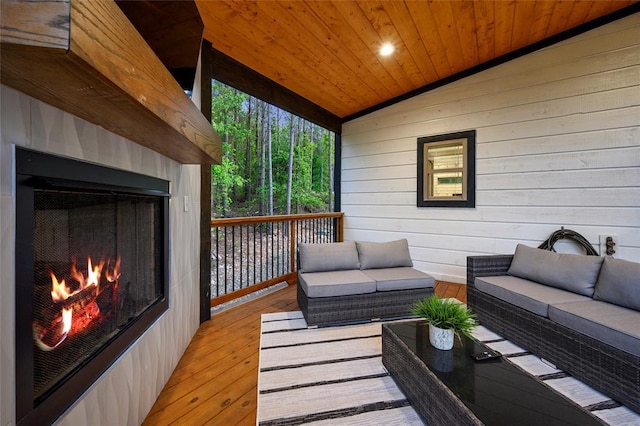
142 281 466 425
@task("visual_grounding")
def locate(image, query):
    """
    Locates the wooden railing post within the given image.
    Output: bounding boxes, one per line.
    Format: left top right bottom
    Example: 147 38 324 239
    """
290 220 296 272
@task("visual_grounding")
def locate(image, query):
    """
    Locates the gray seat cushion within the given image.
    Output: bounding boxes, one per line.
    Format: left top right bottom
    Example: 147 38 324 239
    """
507 244 603 296
298 270 376 298
475 275 591 317
298 241 360 273
363 267 435 291
593 257 640 311
356 239 413 269
549 300 640 357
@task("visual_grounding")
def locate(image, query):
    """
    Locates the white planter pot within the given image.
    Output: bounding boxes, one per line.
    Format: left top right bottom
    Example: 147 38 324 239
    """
429 323 454 350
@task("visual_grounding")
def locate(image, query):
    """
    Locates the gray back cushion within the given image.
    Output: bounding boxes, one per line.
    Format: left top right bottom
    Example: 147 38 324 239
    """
356 239 413 270
594 257 640 311
507 244 603 296
298 241 360 272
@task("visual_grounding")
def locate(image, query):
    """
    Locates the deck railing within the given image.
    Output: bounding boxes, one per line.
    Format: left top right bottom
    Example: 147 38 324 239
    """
210 212 344 307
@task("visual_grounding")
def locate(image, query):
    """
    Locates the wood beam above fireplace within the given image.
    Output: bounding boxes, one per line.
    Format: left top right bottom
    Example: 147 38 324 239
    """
1 0 222 165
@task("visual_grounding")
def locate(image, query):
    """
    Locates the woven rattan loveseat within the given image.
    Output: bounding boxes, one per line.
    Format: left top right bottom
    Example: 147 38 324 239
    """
297 239 434 326
467 245 640 413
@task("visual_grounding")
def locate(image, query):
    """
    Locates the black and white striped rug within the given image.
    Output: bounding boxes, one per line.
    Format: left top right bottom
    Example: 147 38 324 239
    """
257 311 639 425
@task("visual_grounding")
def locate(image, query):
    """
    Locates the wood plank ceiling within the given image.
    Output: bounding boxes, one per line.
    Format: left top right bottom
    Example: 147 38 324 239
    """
196 1 637 121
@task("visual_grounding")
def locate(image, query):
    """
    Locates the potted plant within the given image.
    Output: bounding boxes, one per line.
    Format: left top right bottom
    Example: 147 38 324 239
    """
411 296 476 350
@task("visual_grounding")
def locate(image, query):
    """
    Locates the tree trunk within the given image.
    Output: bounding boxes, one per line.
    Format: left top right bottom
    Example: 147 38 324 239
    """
309 123 314 192
319 128 325 192
222 126 229 216
286 113 295 215
329 131 335 211
267 105 274 216
260 101 266 215
232 88 239 201
244 97 252 202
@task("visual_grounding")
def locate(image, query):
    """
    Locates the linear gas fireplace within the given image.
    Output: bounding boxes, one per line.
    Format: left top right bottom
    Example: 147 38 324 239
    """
15 148 170 426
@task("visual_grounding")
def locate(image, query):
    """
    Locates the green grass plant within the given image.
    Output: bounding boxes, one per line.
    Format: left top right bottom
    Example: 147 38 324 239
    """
411 296 477 342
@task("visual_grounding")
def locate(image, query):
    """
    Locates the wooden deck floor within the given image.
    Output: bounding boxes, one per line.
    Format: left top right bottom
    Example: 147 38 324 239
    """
142 281 466 425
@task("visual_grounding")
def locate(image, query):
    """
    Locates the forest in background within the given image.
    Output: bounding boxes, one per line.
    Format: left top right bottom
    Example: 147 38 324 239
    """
210 81 336 218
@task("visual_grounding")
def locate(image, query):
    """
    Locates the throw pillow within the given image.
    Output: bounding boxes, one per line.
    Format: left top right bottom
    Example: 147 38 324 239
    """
356 239 413 270
594 257 640 311
298 241 360 272
507 244 603 296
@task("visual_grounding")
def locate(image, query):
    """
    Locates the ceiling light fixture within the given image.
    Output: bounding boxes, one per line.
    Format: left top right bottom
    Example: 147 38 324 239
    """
379 42 394 56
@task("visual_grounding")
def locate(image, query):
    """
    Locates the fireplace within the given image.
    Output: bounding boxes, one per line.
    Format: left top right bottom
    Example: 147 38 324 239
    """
15 148 170 426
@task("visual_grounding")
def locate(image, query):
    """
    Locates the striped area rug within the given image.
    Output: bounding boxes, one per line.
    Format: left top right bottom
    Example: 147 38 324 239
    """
472 327 640 425
257 311 422 425
257 312 640 426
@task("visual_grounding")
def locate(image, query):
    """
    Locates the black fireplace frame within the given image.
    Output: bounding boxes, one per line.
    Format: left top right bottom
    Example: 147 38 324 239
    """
15 147 170 426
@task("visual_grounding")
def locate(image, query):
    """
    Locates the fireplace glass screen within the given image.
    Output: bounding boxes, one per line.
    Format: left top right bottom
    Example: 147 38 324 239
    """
32 189 163 400
15 148 169 426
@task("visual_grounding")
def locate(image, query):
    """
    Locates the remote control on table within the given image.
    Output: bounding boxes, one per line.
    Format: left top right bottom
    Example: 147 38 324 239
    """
471 350 501 361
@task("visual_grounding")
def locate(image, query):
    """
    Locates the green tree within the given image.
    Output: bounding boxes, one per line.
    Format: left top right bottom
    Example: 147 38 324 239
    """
211 143 244 216
210 82 247 217
210 80 335 217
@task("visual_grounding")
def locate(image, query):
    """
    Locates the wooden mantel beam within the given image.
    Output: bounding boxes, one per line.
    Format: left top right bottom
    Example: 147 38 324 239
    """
1 0 222 165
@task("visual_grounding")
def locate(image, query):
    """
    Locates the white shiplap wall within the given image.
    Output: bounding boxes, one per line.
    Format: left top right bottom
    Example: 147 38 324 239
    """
341 14 640 284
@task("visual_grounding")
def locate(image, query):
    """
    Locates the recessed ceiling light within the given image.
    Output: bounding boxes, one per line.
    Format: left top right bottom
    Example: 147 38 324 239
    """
379 42 394 56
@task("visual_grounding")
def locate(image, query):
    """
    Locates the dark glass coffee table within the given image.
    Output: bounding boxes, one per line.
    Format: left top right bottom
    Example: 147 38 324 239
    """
382 321 605 426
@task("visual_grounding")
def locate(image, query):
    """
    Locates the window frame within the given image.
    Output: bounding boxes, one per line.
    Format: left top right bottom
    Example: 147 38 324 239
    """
417 130 476 208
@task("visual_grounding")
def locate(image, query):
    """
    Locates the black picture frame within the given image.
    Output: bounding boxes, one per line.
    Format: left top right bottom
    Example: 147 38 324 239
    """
417 130 476 208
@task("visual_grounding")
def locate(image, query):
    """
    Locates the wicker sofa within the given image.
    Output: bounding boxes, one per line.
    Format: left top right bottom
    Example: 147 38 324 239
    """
297 239 434 326
467 244 640 413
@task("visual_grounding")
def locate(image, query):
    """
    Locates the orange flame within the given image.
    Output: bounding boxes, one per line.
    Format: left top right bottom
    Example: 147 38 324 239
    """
70 257 104 292
105 257 121 283
61 307 72 334
51 257 108 303
51 273 72 302
37 256 122 351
